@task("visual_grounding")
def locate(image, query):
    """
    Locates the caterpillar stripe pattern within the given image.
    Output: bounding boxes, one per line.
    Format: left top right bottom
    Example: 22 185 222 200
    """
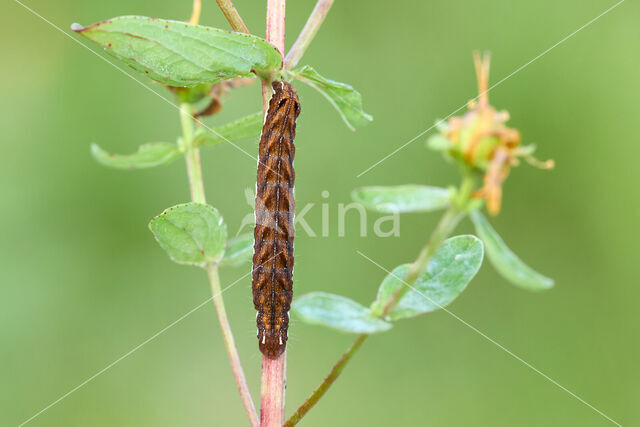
252 81 300 358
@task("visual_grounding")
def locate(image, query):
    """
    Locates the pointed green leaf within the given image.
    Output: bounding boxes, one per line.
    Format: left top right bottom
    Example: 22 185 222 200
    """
371 235 484 320
73 16 282 87
292 292 392 334
194 112 263 147
91 142 180 169
220 233 254 267
149 203 227 267
470 210 553 291
289 65 372 130
352 185 451 213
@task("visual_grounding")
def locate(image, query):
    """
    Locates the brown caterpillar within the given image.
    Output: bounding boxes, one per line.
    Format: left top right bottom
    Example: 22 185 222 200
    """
252 81 300 358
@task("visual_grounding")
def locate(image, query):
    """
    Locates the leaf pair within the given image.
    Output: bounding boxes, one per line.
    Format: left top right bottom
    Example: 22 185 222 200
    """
291 235 484 334
79 16 373 171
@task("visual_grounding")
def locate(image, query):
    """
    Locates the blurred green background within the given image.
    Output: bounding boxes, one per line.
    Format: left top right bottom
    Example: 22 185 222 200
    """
2 0 638 425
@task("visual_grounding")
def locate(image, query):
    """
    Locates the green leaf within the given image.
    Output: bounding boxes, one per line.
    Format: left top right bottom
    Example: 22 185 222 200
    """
351 185 451 213
470 210 553 291
291 292 392 334
91 142 180 169
289 65 372 130
220 233 254 267
149 203 227 267
73 16 282 87
194 112 263 147
371 235 484 320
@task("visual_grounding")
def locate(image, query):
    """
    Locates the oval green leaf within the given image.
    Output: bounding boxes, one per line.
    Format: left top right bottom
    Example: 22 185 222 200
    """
73 16 282 87
470 210 553 291
91 142 180 169
149 203 227 267
194 112 263 147
220 233 254 267
371 235 484 320
352 185 451 213
291 292 392 334
289 65 372 130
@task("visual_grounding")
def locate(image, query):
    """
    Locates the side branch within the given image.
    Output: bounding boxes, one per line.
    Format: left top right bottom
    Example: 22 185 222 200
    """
284 335 366 426
284 177 474 426
216 0 250 33
189 0 202 25
285 0 334 69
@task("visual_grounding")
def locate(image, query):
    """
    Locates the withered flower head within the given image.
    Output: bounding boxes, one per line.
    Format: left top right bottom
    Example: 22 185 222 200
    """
428 52 553 215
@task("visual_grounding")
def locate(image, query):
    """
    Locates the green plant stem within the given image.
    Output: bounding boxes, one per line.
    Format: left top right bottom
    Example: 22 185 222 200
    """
283 211 457 426
215 0 249 33
456 173 475 206
180 104 206 204
207 264 259 427
284 0 334 69
260 2 287 426
284 176 475 426
381 206 464 315
179 102 259 427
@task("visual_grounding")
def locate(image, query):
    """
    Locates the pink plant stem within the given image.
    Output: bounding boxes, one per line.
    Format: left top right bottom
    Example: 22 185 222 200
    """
266 0 286 56
260 353 287 426
260 2 287 426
